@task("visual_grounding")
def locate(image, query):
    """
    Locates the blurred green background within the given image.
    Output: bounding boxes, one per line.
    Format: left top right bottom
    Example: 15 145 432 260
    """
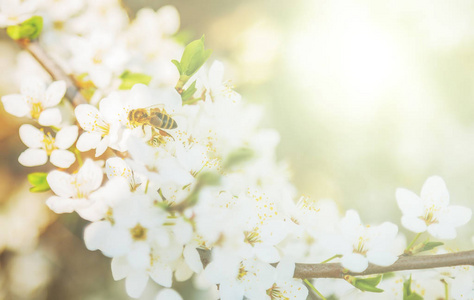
2 0 474 299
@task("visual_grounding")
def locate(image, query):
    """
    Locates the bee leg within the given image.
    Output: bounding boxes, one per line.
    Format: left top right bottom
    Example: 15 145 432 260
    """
159 129 175 141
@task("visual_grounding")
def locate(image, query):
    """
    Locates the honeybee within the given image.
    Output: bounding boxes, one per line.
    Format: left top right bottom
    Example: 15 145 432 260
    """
127 105 177 138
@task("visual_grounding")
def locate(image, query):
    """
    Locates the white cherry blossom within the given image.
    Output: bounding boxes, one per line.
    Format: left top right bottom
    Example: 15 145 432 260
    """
18 124 77 168
324 210 399 273
396 176 472 239
204 252 276 300
75 98 123 157
2 79 66 126
266 259 308 300
46 159 103 214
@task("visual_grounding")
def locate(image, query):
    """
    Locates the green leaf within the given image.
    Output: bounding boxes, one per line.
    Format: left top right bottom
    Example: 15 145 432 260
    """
223 148 254 170
405 293 424 300
7 16 43 40
353 276 384 293
354 281 384 293
181 80 197 102
171 60 182 74
358 275 383 286
409 240 444 255
27 172 50 192
173 35 212 89
119 71 152 90
196 171 220 186
403 275 424 300
419 241 444 252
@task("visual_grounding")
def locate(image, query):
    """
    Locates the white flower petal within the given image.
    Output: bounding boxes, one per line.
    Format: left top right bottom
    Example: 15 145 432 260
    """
84 221 111 251
101 229 133 257
219 282 244 300
19 124 43 148
367 251 398 266
46 196 77 214
150 264 173 287
428 224 457 240
158 157 194 186
183 245 203 273
50 149 76 168
44 80 66 107
341 253 368 273
99 96 123 123
38 108 62 126
421 176 450 206
76 132 101 152
174 261 194 282
156 288 183 300
127 242 150 269
276 258 295 282
125 271 149 299
401 216 427 233
21 78 45 99
111 256 131 280
55 125 78 149
173 219 193 244
439 205 472 228
396 188 424 217
260 220 288 245
255 245 280 263
75 104 101 132
95 135 109 157
47 170 74 197
18 148 48 167
1 94 28 117
76 159 103 192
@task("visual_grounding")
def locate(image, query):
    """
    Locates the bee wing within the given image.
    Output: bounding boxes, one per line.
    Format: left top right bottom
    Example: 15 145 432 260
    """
149 114 164 127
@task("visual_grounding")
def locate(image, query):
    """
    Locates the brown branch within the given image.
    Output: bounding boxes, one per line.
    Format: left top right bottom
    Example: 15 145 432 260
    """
16 38 87 106
198 249 474 279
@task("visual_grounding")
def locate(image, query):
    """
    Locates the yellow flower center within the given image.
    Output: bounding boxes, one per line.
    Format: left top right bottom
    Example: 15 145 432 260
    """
130 224 147 241
267 283 289 300
244 229 262 246
31 102 44 119
42 132 57 156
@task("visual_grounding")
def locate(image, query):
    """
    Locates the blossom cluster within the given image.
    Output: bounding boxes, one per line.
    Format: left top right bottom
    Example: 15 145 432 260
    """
1 1 473 299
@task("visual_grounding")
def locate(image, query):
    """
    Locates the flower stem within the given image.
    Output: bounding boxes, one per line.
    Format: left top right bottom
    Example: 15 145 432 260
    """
74 148 83 167
320 254 342 264
144 180 150 194
441 279 449 300
405 232 422 253
304 279 326 300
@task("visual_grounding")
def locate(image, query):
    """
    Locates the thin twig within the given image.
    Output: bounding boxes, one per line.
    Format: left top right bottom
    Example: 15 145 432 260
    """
198 249 474 279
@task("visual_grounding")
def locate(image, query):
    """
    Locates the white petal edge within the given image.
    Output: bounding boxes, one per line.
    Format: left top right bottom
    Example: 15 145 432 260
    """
125 271 149 299
19 124 44 148
156 288 183 300
1 94 29 117
38 108 62 126
55 125 78 149
18 148 48 167
50 149 76 168
44 80 66 107
341 253 368 273
76 132 101 152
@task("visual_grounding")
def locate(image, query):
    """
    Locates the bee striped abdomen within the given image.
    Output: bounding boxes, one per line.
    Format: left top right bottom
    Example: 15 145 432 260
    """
156 112 177 129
